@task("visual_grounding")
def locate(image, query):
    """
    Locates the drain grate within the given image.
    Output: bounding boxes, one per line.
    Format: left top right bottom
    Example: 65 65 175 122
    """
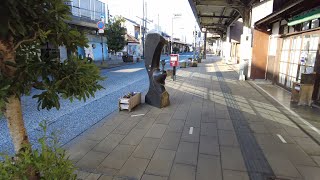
214 64 275 180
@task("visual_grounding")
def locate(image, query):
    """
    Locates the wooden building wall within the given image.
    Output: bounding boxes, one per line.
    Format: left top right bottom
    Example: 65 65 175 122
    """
251 29 270 79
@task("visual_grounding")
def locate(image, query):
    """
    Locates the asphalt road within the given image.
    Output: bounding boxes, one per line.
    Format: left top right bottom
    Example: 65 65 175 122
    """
0 52 194 154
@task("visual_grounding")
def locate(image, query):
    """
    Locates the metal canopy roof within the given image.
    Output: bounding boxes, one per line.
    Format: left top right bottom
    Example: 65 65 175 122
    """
189 0 256 38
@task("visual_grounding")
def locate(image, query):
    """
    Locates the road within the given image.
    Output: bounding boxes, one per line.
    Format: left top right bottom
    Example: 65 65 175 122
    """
0 52 193 154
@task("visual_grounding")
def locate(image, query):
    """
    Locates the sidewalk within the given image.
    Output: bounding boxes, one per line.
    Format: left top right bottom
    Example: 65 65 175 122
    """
250 80 320 145
64 55 320 180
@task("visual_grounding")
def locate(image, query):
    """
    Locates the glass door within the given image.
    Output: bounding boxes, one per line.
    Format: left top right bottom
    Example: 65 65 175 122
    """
279 38 291 86
286 36 301 88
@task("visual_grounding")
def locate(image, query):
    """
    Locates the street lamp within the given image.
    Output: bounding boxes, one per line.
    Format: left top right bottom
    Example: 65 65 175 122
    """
171 14 182 54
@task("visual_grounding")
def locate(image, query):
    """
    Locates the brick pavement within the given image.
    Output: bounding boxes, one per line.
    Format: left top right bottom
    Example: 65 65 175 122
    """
64 55 320 180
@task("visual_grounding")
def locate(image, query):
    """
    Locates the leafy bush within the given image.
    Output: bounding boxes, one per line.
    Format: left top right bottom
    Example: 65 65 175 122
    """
0 122 77 179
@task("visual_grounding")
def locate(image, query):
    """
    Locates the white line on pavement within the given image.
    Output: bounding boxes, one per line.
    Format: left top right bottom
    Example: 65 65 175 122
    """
189 127 194 135
131 114 145 117
276 134 287 143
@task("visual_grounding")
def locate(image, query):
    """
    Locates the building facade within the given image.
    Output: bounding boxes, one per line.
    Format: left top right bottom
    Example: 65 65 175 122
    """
123 18 142 60
253 0 320 105
60 0 108 61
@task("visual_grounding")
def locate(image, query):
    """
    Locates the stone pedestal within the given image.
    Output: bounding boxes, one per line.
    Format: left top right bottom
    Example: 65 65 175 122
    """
145 33 170 108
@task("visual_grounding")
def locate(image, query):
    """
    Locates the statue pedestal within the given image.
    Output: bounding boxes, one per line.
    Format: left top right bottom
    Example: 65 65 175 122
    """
145 90 170 108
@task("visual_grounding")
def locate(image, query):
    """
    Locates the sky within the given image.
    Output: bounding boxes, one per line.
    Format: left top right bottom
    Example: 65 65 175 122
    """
101 0 199 44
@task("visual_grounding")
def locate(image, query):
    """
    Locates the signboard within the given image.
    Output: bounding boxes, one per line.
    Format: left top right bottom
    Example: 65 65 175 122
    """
170 54 179 67
97 21 105 30
98 29 104 34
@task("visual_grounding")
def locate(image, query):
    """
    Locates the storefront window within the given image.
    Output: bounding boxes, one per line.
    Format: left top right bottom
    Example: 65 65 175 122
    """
298 34 319 81
279 38 290 85
286 36 301 88
278 33 319 89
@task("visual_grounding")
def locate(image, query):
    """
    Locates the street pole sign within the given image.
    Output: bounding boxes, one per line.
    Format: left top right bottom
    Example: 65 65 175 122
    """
97 21 105 34
97 20 105 63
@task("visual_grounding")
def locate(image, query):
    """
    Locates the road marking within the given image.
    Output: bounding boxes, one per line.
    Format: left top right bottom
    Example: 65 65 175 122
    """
189 127 194 134
252 82 320 136
276 134 287 143
131 114 145 117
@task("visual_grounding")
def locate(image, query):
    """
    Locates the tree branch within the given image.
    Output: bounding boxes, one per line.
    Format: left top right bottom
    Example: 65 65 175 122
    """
13 32 38 50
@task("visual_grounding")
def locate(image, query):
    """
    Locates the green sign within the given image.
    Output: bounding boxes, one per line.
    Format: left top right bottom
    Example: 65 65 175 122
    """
288 7 320 26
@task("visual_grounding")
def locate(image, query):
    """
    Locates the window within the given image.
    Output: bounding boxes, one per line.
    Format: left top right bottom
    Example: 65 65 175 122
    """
302 21 310 30
278 33 319 89
279 38 290 85
284 26 289 34
286 36 301 88
298 34 319 82
311 19 320 29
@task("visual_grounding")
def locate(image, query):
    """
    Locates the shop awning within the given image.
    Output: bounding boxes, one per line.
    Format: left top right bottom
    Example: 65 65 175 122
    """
288 7 320 26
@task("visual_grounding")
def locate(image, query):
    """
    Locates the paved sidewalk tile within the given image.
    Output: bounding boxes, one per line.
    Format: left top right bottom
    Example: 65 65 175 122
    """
197 154 222 180
135 117 157 130
141 174 167 180
93 134 125 153
76 151 108 170
264 155 301 178
103 115 127 127
217 119 234 131
117 157 149 179
169 163 195 180
155 113 173 125
85 173 101 180
167 119 185 132
145 124 167 139
181 126 200 143
67 139 99 163
220 146 247 171
159 131 181 150
223 170 249 180
113 119 140 135
84 126 113 141
218 130 239 147
99 144 135 170
120 128 148 145
175 141 198 166
296 165 320 180
74 170 90 179
200 122 218 137
97 175 113 180
172 110 188 120
199 136 219 156
132 137 160 159
145 149 176 176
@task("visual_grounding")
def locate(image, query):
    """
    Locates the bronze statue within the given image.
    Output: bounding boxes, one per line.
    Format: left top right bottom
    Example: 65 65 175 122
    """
144 33 170 108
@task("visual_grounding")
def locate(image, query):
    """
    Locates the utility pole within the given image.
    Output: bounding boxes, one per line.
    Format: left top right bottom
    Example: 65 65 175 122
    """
203 29 207 59
142 0 145 59
158 14 160 33
107 4 110 24
193 25 196 60
137 0 153 59
171 14 181 54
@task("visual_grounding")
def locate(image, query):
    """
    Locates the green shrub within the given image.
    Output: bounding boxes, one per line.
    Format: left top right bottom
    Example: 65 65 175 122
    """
0 121 77 180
